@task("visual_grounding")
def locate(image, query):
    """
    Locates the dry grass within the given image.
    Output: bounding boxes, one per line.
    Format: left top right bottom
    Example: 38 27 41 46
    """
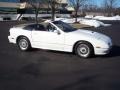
70 23 92 29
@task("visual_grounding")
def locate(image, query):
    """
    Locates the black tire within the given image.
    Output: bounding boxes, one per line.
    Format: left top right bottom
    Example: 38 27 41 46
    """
17 37 31 51
75 41 94 58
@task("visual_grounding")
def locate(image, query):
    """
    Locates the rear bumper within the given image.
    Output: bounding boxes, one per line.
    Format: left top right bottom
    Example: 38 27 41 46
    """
8 36 16 44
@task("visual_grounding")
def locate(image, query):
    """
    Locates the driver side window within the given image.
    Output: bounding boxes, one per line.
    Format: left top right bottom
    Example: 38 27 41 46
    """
47 24 57 32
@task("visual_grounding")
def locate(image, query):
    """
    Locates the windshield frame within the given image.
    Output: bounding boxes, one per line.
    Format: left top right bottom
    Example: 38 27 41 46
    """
52 21 76 32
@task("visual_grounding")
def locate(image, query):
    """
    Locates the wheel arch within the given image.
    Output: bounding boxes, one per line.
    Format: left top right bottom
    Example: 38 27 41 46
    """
72 40 94 54
16 35 30 44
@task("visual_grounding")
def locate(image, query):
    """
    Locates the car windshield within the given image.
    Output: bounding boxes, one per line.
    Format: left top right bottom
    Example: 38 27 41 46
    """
53 21 76 32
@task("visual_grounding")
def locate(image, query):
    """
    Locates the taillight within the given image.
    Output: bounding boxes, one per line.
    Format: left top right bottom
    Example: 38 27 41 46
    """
8 28 12 36
8 31 10 36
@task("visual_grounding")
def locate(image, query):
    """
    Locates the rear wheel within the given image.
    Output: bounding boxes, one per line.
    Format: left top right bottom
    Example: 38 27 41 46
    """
75 41 94 58
17 37 31 51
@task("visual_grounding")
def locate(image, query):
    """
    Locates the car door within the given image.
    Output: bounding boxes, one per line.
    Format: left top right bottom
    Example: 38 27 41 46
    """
41 23 65 51
31 24 46 48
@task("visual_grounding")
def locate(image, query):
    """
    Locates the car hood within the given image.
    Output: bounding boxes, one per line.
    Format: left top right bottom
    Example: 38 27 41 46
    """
68 29 111 42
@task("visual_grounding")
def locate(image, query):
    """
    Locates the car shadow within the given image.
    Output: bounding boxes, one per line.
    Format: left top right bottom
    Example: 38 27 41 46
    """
26 45 120 58
101 45 120 58
46 45 120 58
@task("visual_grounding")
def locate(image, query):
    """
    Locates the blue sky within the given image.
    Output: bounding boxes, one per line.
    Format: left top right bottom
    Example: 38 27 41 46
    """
92 0 120 7
0 0 120 7
0 0 19 2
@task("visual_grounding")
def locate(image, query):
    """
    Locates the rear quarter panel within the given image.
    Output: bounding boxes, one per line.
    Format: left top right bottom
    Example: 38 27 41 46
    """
9 28 32 44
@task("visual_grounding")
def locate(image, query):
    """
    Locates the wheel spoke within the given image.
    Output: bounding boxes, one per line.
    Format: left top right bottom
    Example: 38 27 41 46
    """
19 39 28 50
77 44 90 57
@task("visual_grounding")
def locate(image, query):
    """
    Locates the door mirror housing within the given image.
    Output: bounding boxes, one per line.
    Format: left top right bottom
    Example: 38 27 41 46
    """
54 30 61 35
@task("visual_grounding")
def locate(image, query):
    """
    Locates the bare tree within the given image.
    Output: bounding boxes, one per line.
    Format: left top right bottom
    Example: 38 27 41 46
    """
49 0 56 21
102 0 108 16
102 0 118 16
27 0 61 22
27 0 45 24
69 0 88 22
47 0 62 21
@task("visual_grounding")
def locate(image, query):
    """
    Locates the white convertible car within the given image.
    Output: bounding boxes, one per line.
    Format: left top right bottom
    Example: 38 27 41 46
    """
8 21 112 58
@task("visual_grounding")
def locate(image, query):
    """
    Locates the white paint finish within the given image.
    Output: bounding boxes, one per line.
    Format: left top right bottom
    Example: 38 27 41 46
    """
8 21 113 55
31 30 64 50
8 28 32 44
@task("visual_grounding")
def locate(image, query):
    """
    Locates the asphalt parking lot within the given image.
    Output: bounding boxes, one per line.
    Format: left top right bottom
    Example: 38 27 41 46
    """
0 21 120 90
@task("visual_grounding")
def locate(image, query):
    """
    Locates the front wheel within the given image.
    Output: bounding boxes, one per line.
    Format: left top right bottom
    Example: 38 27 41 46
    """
75 42 94 58
17 37 31 51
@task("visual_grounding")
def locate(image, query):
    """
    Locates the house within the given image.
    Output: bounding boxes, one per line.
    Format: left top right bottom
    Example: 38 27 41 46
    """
0 0 72 20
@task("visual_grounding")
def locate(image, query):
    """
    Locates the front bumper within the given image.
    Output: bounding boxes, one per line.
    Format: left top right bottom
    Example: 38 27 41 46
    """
95 46 112 55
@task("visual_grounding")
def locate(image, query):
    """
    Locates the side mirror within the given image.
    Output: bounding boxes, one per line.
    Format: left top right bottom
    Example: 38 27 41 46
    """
32 28 35 31
54 30 61 35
